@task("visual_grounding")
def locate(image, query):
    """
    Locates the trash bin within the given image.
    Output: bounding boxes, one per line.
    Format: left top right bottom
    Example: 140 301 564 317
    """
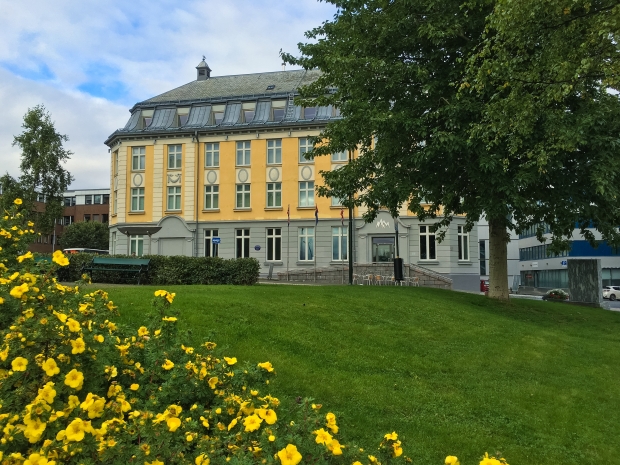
394 258 404 282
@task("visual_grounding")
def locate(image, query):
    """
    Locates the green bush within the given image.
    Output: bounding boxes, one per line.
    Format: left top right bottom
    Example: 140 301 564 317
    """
36 253 261 286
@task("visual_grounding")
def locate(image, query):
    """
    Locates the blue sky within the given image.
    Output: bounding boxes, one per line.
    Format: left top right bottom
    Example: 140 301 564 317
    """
0 0 336 188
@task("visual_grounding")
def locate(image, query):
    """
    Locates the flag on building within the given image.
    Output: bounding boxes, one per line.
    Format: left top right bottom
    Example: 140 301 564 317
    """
287 204 290 226
315 205 319 225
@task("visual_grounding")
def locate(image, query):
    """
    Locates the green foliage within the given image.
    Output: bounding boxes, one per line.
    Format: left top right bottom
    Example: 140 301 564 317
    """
59 221 110 250
11 104 74 233
46 253 260 285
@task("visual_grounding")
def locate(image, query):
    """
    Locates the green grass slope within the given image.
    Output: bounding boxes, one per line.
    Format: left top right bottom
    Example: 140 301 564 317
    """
102 284 620 465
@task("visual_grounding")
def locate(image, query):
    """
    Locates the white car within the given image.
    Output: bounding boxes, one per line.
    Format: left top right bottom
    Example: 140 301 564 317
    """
603 286 620 300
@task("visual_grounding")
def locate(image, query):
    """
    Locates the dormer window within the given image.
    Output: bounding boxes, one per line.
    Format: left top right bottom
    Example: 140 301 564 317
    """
212 104 225 125
271 100 286 122
303 107 316 120
242 102 256 123
177 107 190 126
141 109 154 128
266 85 275 91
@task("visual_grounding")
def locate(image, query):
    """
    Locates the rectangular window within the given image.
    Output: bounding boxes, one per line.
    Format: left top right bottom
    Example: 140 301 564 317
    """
177 108 190 126
267 139 282 164
205 143 220 167
113 191 118 215
204 229 219 257
236 229 250 258
419 225 436 260
130 235 144 256
63 216 73 226
236 141 251 166
332 226 348 261
479 240 486 275
331 196 343 207
267 228 282 261
93 214 100 222
204 185 219 210
299 138 313 163
85 195 92 205
236 184 251 209
94 194 102 204
332 150 348 162
167 186 182 210
84 214 91 222
303 107 317 119
111 232 117 255
212 104 225 125
132 146 145 171
168 144 182 169
113 152 119 176
272 100 286 121
299 227 315 261
458 226 469 261
102 214 109 223
131 187 145 212
299 181 315 207
103 194 109 204
267 182 282 208
242 102 256 123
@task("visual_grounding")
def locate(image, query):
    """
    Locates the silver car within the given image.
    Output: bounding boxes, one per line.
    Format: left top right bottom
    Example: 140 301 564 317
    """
603 286 620 300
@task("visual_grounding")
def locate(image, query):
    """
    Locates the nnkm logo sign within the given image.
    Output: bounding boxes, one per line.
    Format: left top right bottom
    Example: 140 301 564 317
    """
376 219 390 228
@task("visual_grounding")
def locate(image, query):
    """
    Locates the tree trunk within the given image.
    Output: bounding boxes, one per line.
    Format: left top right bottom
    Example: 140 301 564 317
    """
488 217 510 300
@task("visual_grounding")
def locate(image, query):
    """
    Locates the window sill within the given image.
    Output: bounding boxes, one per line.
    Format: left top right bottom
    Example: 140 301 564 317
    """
298 161 314 164
111 214 117 218
128 211 145 215
167 168 182 171
330 205 345 209
265 207 283 211
233 208 252 212
295 261 316 266
297 206 315 210
131 170 145 173
266 163 282 167
330 261 348 265
417 260 439 265
205 165 220 169
164 210 182 213
264 261 283 266
202 209 220 213
457 261 472 265
235 165 251 168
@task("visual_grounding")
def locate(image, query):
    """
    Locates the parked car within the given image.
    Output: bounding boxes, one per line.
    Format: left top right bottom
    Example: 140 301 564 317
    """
602 286 620 300
480 280 489 292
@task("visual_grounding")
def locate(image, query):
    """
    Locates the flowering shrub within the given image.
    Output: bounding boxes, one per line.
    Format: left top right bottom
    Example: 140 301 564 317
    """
543 288 569 301
0 199 508 465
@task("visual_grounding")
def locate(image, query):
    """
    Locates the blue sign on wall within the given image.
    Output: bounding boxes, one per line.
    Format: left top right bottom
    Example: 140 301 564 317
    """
561 260 567 266
212 237 221 244
254 245 261 251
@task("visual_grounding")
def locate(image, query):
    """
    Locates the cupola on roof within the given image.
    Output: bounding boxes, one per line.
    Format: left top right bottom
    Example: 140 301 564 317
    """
196 56 212 81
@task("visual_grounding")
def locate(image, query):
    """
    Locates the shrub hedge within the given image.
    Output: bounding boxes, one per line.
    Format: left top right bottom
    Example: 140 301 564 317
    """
39 253 260 285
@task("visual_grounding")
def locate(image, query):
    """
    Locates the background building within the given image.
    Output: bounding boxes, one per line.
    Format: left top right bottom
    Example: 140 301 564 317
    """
105 60 480 291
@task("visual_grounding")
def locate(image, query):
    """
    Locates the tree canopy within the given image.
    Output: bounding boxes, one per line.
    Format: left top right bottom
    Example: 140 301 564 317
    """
7 105 74 233
59 221 109 251
283 0 620 298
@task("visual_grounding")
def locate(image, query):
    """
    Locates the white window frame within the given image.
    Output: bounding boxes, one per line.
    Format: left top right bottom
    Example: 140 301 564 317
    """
168 144 182 170
131 187 145 212
266 228 282 261
130 235 144 256
113 190 118 215
113 151 119 176
332 226 348 261
204 185 219 210
331 150 348 162
111 232 117 255
204 229 219 257
419 225 436 260
167 186 182 211
458 225 469 261
236 184 251 209
299 227 315 261
236 229 251 258
299 181 315 207
132 147 145 171
299 138 313 163
267 139 282 165
236 141 251 166
267 182 282 208
205 142 220 167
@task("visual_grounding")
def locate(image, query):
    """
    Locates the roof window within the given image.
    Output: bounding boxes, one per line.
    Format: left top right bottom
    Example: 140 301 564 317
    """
266 85 275 91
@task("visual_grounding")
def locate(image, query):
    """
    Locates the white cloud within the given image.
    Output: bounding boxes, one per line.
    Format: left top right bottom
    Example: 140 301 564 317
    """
0 0 336 188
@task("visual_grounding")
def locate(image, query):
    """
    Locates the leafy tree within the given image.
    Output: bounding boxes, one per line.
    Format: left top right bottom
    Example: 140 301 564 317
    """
9 105 73 233
283 0 620 299
59 221 109 250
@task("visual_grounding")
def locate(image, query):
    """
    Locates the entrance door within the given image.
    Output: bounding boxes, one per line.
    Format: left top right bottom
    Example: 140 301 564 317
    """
372 237 395 262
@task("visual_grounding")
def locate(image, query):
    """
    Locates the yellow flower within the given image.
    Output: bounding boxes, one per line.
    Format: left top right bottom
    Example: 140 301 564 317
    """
0 345 8 361
257 361 274 372
166 417 181 432
165 292 175 304
17 251 34 263
52 250 69 266
10 283 29 299
162 316 177 322
227 417 238 431
269 434 275 442
224 356 237 365
11 356 28 371
94 334 104 343
66 318 81 332
0 297 4 304
14 198 22 205
327 439 344 455
154 290 167 297
277 444 302 465
479 454 502 465
384 431 398 441
145 461 164 465
208 376 218 389
313 428 333 445
64 369 84 389
23 419 46 443
257 408 277 425
65 418 86 441
445 456 460 465
392 441 402 457
23 452 48 465
130 384 140 391
70 337 86 354
195 454 210 465
368 455 379 465
353 462 363 465
138 326 149 337
37 382 57 403
243 414 262 432
162 359 174 370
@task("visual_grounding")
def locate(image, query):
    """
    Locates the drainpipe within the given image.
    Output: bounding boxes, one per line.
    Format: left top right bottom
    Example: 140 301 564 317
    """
194 131 200 257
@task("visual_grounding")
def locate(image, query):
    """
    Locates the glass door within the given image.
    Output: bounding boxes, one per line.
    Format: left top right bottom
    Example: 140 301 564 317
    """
372 237 395 262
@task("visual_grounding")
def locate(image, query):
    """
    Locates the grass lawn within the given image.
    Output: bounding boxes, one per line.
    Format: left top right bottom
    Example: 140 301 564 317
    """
98 283 620 465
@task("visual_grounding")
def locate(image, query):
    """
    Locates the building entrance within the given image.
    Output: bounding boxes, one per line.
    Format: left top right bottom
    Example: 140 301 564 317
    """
372 237 395 263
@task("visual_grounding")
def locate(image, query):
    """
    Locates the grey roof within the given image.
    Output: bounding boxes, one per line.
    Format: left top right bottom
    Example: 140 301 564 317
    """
139 69 321 105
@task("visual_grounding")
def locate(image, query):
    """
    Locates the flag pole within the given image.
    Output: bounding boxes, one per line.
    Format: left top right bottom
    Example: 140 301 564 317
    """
287 204 290 282
314 204 318 283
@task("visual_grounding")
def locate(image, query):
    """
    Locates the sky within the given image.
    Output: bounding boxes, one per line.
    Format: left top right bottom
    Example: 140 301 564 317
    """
0 0 336 189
